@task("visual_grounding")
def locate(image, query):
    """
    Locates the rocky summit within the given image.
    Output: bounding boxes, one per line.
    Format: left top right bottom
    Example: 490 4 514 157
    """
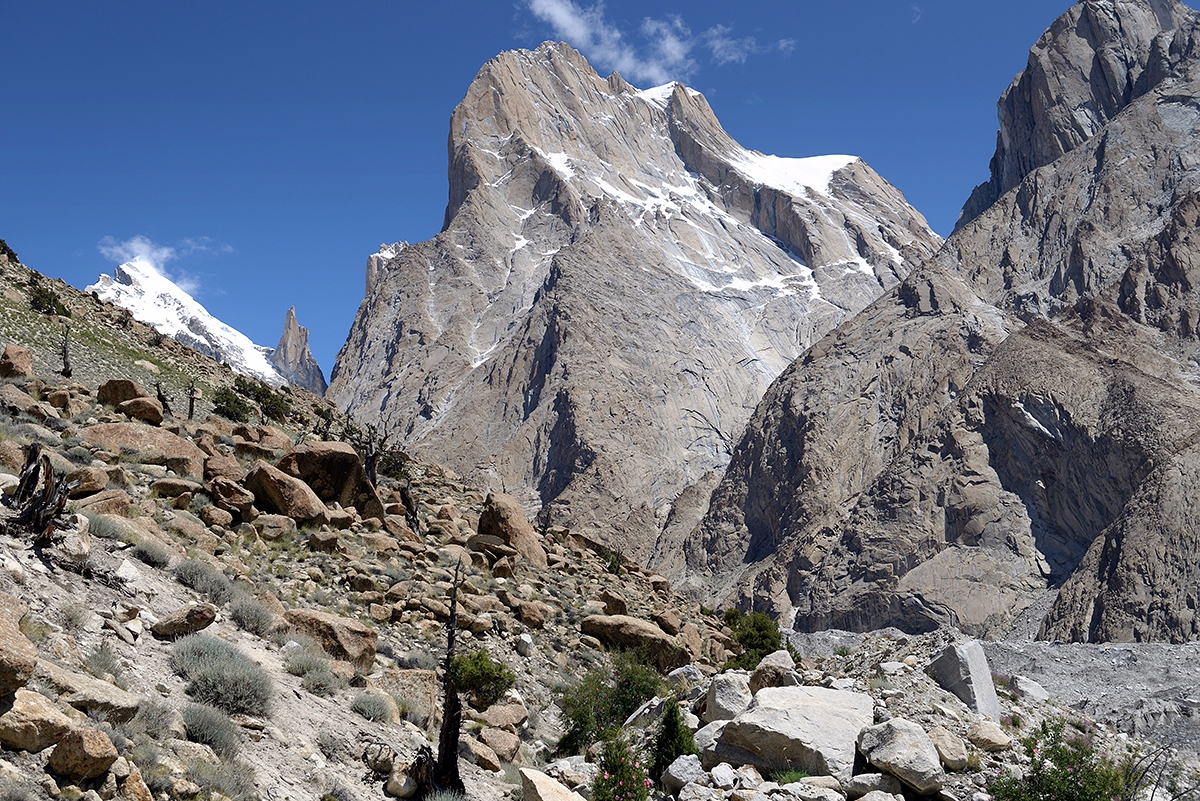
328 42 940 562
685 0 1200 644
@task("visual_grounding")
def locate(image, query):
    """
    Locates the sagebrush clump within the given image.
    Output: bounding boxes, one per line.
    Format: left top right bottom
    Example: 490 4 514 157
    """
170 634 273 716
175 559 234 605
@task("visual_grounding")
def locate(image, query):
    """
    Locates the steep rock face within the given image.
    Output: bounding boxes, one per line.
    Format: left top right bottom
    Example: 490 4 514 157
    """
690 0 1200 642
269 307 327 396
328 42 940 558
958 0 1196 227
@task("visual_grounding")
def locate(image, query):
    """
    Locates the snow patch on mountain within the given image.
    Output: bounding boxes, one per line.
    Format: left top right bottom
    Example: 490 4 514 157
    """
87 259 286 385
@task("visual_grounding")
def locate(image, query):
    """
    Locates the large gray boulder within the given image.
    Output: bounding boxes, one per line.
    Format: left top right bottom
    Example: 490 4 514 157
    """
662 754 705 795
857 719 945 794
926 641 1001 720
709 686 873 781
704 672 752 722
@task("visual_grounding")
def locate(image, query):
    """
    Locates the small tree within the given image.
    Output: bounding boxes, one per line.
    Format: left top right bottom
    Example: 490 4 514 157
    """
722 609 782 670
434 561 466 792
58 324 72 379
557 650 665 755
451 649 515 709
593 735 651 801
650 698 696 784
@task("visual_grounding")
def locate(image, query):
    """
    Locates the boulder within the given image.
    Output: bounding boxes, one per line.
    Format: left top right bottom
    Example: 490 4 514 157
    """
198 505 234 528
117 397 164 425
654 610 681 635
705 672 753 722
275 441 385 521
0 593 37 695
597 588 627 615
34 660 142 722
857 719 945 794
79 423 205 480
204 452 243 481
926 641 1001 720
711 762 740 789
75 488 132 517
48 728 119 780
0 344 33 379
844 773 903 799
208 476 256 514
478 493 547 568
65 466 109 498
151 603 217 638
713 686 874 781
464 737 502 771
1009 675 1050 702
966 720 1011 752
926 726 968 771
0 384 58 421
97 379 149 407
481 726 521 763
482 703 528 731
255 514 297 540
520 768 588 801
776 782 844 801
662 754 705 794
283 608 377 673
370 669 438 727
750 652 799 694
0 689 73 752
243 460 328 525
580 615 689 671
151 477 204 498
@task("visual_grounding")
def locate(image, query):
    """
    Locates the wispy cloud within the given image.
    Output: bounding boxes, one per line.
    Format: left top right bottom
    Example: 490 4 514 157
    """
911 5 924 23
98 234 229 296
525 0 788 84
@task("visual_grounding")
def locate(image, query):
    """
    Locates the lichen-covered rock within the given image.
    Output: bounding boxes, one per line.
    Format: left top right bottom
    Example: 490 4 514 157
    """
48 728 118 780
0 689 73 752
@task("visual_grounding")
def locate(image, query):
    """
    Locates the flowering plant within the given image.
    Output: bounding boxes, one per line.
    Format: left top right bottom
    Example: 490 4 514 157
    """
593 735 651 801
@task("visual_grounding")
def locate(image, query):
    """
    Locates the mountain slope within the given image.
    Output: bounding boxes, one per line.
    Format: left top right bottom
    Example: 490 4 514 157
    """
687 0 1200 643
328 42 940 560
88 260 324 391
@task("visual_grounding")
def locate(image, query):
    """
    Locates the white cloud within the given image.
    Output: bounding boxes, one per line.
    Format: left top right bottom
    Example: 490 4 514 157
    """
98 234 176 274
525 0 785 84
98 234 228 296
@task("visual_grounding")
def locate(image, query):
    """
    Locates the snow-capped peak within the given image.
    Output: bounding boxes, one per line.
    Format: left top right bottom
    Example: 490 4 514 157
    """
87 259 286 386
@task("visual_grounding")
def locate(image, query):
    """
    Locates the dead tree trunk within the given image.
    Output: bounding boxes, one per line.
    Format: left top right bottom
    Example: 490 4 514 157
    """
58 324 72 379
0 444 72 547
155 382 173 418
434 560 466 792
187 381 197 420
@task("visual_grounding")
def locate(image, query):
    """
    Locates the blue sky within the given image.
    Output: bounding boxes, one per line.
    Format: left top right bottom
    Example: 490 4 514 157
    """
2 2 1084 377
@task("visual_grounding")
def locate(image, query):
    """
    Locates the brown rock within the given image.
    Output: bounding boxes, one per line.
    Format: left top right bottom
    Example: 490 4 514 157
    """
927 726 969 771
580 614 689 671
680 623 703 659
97 379 149 407
65 466 109 498
0 344 33 379
151 603 217 638
208 476 256 514
481 726 521 762
198 505 234 528
254 513 297 540
120 764 155 801
308 528 339 552
79 423 206 480
370 669 437 727
75 489 132 517
283 608 377 673
203 452 243 481
597 589 627 616
518 601 551 628
465 737 502 771
654 610 681 635
0 597 37 695
243 460 328 525
34 660 142 722
482 703 528 731
117 397 164 425
521 768 588 801
0 384 58 422
257 426 293 452
48 728 118 780
0 689 74 752
46 389 71 409
276 441 385 521
966 720 1011 752
151 477 204 498
478 493 547 568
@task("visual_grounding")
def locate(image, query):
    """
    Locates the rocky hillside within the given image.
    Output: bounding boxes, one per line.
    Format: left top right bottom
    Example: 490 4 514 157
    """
328 42 941 564
685 0 1200 644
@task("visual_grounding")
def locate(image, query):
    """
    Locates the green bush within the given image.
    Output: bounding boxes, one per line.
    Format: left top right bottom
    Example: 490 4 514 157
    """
593 735 650 801
301 666 347 697
557 650 665 755
989 719 1129 801
133 540 172 568
233 376 290 422
769 769 811 784
351 692 393 723
170 634 272 717
650 699 696 783
229 595 275 636
451 649 516 708
174 559 234 604
722 609 782 671
211 387 252 423
183 703 241 758
83 642 128 689
316 731 347 763
29 279 69 317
